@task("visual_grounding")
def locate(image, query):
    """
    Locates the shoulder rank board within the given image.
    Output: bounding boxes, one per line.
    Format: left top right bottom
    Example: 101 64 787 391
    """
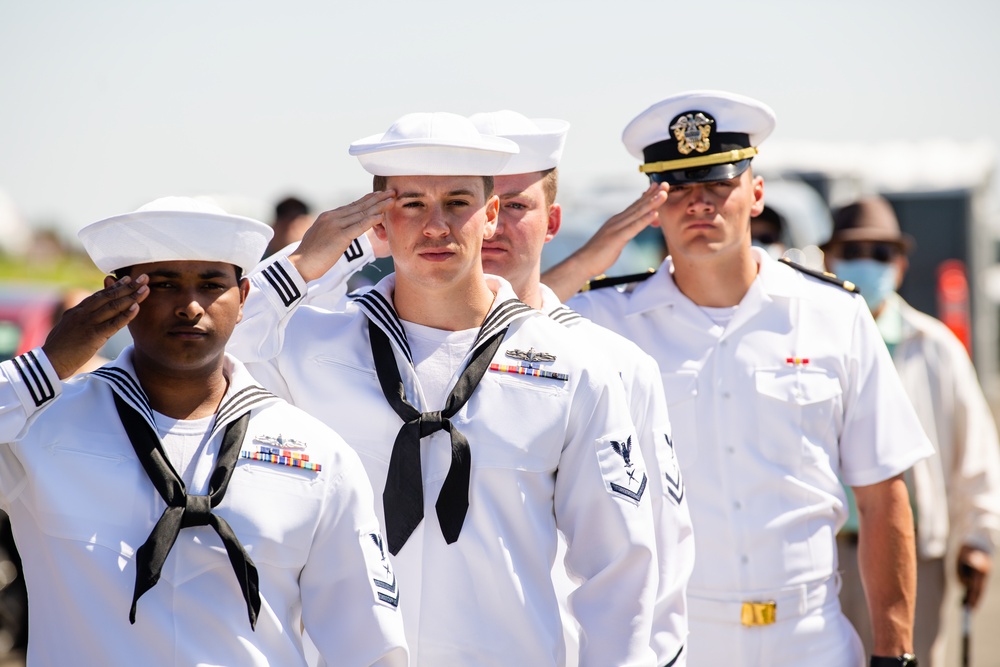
582 268 657 292
778 257 859 293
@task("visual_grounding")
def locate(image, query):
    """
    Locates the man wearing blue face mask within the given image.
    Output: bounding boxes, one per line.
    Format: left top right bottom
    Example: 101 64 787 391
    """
824 196 1000 667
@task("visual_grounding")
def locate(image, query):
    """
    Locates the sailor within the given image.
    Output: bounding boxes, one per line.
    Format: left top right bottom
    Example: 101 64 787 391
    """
541 91 933 667
0 197 407 665
469 108 694 667
231 111 659 666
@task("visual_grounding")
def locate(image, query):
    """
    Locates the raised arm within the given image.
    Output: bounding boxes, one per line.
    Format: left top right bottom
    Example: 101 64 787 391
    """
43 275 148 379
287 190 395 282
229 191 395 362
542 183 667 301
0 276 147 442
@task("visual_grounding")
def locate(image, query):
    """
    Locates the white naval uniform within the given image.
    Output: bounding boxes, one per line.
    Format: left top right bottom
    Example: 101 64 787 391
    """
236 239 692 665
232 257 659 667
541 284 694 667
0 348 407 667
568 247 934 667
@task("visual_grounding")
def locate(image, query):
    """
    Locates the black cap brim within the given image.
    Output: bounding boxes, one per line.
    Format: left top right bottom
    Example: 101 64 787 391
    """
648 158 752 186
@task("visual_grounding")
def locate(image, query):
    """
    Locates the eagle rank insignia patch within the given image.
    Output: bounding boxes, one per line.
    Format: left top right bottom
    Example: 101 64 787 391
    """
362 531 399 609
598 434 648 506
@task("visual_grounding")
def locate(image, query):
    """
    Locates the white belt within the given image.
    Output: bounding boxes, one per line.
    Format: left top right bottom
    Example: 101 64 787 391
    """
688 573 842 626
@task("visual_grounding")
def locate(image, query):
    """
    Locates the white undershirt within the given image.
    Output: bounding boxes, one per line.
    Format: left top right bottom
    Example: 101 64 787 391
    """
698 304 739 330
400 320 479 409
152 411 218 495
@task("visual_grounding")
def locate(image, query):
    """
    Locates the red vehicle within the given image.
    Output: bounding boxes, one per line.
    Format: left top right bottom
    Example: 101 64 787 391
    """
0 286 59 361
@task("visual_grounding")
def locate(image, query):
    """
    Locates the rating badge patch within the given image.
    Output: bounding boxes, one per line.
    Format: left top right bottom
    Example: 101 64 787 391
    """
361 531 399 609
597 434 648 506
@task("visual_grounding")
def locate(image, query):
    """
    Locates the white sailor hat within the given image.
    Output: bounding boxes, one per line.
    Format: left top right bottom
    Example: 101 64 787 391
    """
468 110 570 175
78 196 273 274
349 111 519 177
622 90 776 185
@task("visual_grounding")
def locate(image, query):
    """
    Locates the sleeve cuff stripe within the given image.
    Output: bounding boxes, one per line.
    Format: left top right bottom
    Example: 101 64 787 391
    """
344 239 364 262
262 263 302 307
13 351 56 407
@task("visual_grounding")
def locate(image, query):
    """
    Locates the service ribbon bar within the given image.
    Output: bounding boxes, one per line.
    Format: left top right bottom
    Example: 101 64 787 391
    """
241 446 321 472
489 362 569 382
257 445 310 461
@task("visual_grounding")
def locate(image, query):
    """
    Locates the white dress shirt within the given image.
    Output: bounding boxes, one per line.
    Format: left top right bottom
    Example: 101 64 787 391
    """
234 261 660 667
0 349 407 666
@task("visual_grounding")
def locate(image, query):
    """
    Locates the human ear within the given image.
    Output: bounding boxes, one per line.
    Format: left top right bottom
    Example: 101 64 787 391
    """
545 204 562 242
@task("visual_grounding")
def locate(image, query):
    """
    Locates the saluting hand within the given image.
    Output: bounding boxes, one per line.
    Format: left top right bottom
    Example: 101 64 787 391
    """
289 190 396 282
541 182 668 301
587 181 669 262
42 275 149 379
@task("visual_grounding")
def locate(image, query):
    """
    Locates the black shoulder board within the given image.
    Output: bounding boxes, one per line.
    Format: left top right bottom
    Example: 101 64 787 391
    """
778 257 859 293
581 268 656 292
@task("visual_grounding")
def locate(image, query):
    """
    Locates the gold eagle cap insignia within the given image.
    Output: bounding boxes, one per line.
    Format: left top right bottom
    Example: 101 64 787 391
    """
669 112 714 155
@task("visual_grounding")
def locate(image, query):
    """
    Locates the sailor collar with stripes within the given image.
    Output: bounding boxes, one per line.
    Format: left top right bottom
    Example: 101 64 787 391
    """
539 283 584 327
351 273 536 366
90 347 281 439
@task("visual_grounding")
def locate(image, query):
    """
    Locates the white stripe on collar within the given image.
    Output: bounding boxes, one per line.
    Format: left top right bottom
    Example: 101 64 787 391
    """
352 273 535 365
91 348 279 438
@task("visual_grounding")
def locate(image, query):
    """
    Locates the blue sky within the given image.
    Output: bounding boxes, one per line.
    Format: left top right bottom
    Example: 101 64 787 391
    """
1 0 997 239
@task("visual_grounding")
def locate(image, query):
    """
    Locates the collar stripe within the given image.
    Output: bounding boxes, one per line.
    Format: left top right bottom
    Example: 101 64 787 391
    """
92 367 155 425
354 291 412 364
262 263 302 308
13 351 55 407
548 306 582 326
215 385 276 430
477 299 532 346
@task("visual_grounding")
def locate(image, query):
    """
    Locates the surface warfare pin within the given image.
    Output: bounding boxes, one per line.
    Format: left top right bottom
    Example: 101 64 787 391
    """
254 433 307 450
491 347 569 382
505 347 556 363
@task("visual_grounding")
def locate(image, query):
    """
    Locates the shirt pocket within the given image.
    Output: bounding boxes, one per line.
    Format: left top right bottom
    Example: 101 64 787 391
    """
465 374 567 473
311 356 399 463
661 370 699 469
221 462 323 570
754 367 843 471
26 438 146 551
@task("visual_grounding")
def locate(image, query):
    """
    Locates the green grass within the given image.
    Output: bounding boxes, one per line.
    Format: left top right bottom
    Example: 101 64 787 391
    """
0 254 106 290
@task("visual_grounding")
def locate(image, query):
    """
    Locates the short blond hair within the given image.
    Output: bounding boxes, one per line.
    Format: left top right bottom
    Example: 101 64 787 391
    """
539 168 558 208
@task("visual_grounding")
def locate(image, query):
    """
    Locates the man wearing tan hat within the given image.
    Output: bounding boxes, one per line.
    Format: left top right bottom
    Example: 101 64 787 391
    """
230 111 660 666
824 196 1000 667
0 197 407 665
543 91 933 667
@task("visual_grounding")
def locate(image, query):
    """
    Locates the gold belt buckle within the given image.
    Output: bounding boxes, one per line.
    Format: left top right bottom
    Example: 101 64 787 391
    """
740 600 777 626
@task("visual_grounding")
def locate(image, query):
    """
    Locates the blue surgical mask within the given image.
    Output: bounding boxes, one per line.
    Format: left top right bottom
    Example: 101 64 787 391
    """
829 258 898 311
